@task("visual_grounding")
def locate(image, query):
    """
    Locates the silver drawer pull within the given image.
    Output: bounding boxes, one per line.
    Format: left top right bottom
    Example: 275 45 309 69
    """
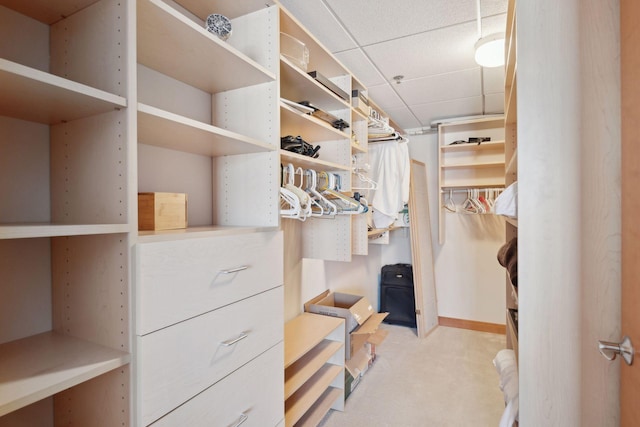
232 413 248 427
221 332 249 346
220 265 249 274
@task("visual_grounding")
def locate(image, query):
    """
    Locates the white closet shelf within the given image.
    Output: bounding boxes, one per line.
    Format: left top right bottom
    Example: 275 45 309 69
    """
137 0 275 94
280 58 350 112
138 103 275 157
440 140 505 152
441 180 506 189
285 340 342 400
295 387 343 427
0 59 127 125
0 331 130 417
137 225 279 243
173 0 272 20
441 161 506 169
280 102 348 142
285 314 344 368
351 141 367 153
280 150 349 172
0 0 97 24
284 365 342 426
279 7 350 79
0 223 130 240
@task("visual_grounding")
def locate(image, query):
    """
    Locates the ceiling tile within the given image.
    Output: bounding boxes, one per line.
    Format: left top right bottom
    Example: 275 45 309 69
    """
484 92 505 114
410 96 484 127
481 0 508 16
481 13 507 37
334 49 387 87
367 83 406 111
324 0 477 47
278 0 358 52
482 66 505 94
395 68 482 105
363 21 479 81
381 106 421 131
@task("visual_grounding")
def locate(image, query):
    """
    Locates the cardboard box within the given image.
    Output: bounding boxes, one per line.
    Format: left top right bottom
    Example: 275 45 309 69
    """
138 192 188 231
305 291 374 332
305 291 389 359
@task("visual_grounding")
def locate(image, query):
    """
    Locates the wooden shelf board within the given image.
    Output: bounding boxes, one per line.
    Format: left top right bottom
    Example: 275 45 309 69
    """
280 150 350 172
0 331 130 417
137 0 275 94
137 225 279 243
284 313 344 368
505 217 518 227
441 161 505 170
280 102 349 143
0 0 97 24
440 140 505 152
284 364 342 426
285 340 342 400
0 223 130 240
169 0 270 20
438 115 504 128
441 180 506 189
351 141 367 153
138 103 275 156
279 7 350 79
0 58 127 125
294 386 343 427
280 58 351 112
351 106 368 122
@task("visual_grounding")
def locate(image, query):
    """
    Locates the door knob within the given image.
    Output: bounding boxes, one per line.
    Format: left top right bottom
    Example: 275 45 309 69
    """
598 336 634 365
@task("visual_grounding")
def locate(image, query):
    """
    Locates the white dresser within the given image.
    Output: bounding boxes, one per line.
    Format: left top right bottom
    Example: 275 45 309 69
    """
135 230 284 426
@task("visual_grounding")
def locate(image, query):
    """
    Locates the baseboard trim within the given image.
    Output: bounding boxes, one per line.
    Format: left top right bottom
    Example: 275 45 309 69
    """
438 316 506 334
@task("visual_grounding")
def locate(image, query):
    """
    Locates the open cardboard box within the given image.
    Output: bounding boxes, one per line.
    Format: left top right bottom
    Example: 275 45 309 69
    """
305 290 389 359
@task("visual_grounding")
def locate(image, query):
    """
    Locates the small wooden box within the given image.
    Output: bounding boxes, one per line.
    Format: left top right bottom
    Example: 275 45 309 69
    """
138 192 188 231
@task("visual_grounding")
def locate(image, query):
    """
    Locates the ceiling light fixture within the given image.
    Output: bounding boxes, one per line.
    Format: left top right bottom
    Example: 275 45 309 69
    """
474 33 505 68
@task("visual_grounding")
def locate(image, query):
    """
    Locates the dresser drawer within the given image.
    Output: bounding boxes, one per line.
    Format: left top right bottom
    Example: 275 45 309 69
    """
137 286 283 425
151 342 284 427
135 230 283 334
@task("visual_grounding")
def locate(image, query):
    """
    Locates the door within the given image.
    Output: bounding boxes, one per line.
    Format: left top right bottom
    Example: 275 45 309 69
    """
620 0 640 423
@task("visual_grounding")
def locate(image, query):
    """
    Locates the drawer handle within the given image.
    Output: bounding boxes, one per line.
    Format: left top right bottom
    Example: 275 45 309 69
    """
220 265 249 274
221 332 249 346
232 413 248 427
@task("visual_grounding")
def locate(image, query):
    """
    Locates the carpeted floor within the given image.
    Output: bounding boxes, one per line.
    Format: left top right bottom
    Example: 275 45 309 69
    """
318 324 507 427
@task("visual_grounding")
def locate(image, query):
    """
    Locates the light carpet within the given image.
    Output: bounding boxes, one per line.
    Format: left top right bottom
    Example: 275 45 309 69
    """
319 324 507 427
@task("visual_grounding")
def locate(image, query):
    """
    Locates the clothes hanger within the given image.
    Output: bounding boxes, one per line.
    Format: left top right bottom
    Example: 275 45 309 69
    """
305 169 337 216
443 189 457 213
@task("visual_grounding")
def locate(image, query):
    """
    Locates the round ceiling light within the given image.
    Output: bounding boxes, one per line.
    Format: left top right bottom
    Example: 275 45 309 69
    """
474 33 505 68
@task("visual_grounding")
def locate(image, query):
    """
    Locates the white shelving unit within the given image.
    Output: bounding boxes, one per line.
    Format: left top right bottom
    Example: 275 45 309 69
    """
133 1 283 426
278 3 382 262
0 0 131 425
284 313 345 427
437 116 506 243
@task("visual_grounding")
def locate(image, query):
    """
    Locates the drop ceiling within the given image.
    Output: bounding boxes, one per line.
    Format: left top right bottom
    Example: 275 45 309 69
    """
276 0 508 132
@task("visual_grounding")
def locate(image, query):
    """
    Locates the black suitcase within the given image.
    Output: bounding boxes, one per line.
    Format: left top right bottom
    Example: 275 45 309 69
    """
379 263 417 328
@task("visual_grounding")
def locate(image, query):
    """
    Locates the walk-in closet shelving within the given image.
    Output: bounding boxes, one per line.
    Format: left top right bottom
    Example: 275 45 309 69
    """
278 3 357 262
284 313 345 427
137 0 280 239
437 116 506 243
504 0 518 355
134 2 284 426
0 0 131 425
